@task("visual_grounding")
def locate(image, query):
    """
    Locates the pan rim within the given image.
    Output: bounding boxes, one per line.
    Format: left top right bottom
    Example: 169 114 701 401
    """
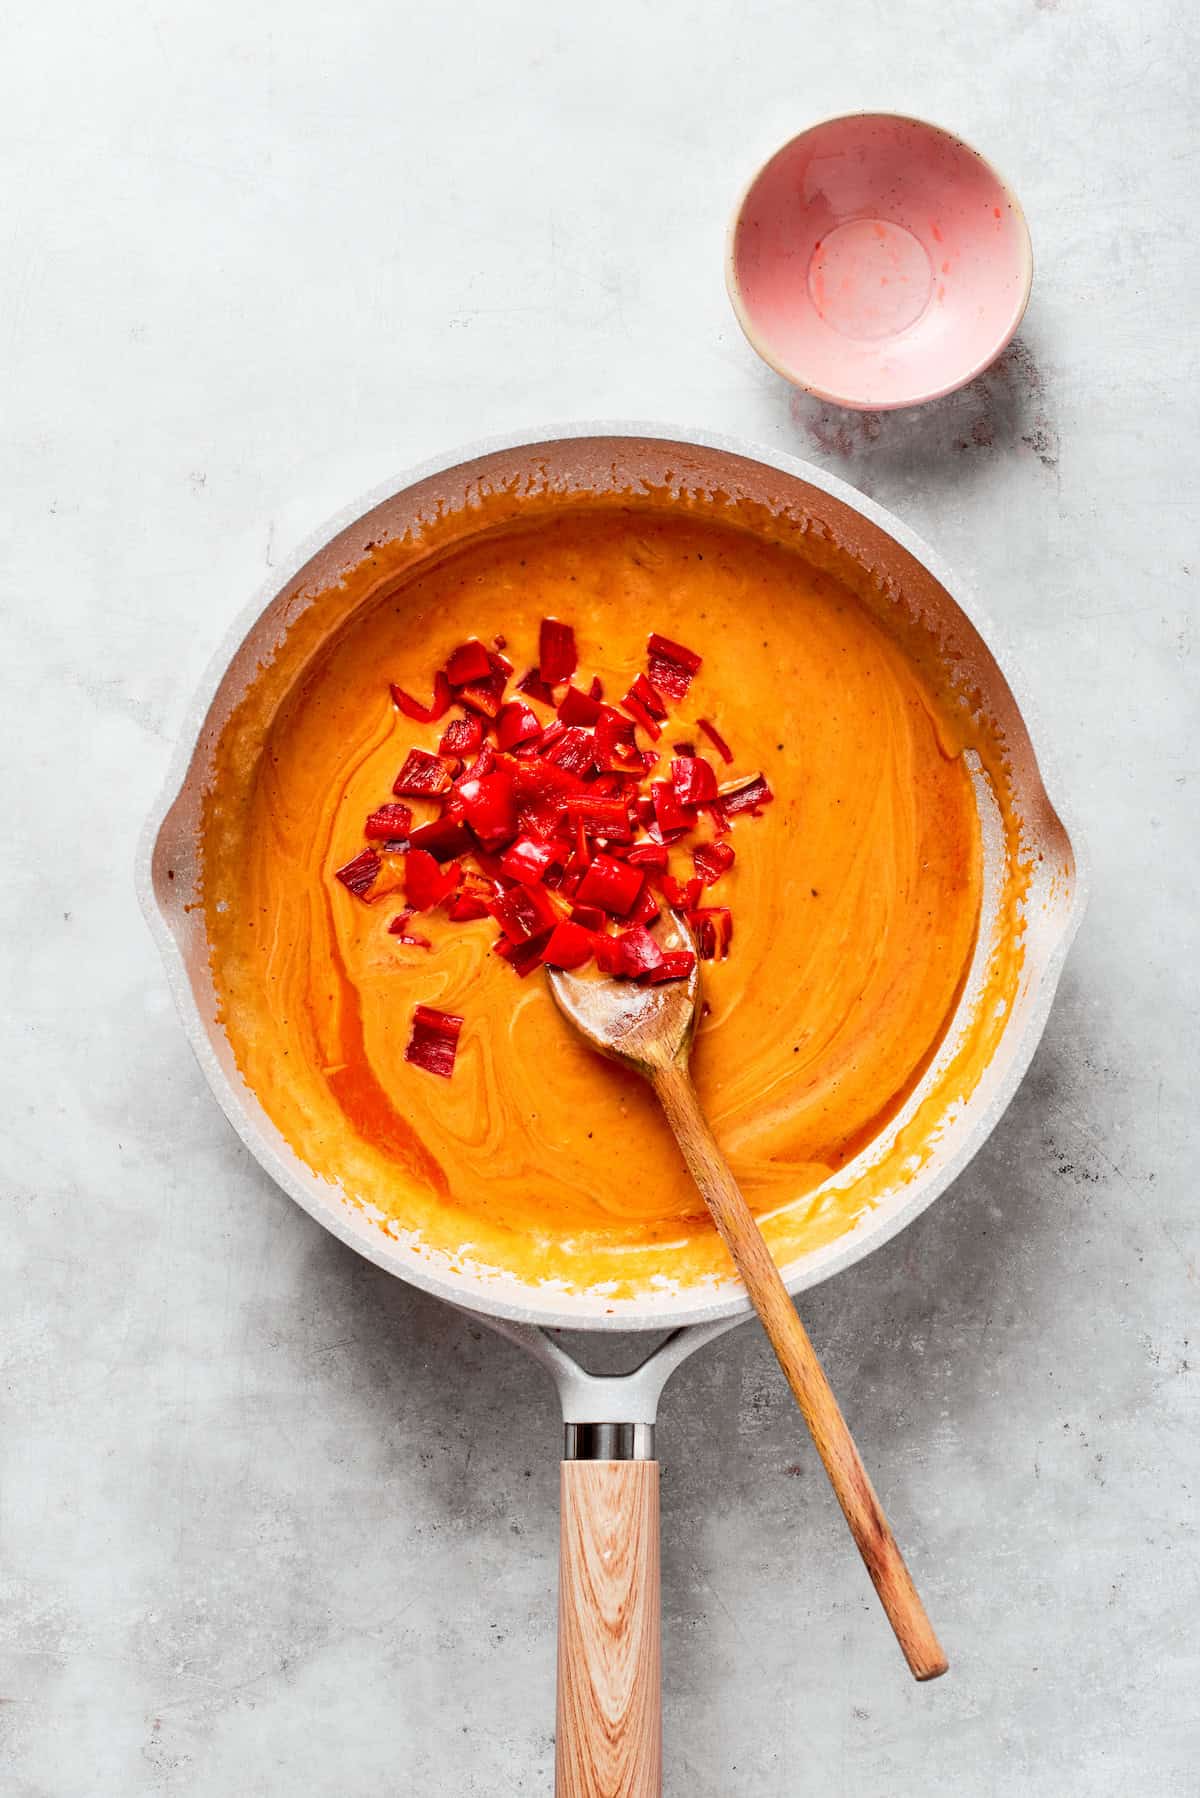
136 420 1088 1331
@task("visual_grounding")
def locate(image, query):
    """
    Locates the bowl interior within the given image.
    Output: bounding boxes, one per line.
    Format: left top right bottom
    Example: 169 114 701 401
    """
729 114 1032 410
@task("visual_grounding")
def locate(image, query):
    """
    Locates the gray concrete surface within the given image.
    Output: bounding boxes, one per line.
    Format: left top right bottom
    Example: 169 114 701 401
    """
2 2 1197 1793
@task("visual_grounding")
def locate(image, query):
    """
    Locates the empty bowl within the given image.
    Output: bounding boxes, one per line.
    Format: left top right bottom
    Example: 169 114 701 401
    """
727 114 1033 410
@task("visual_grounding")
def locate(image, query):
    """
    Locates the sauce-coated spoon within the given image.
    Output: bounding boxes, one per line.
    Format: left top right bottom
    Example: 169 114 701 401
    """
549 909 947 1682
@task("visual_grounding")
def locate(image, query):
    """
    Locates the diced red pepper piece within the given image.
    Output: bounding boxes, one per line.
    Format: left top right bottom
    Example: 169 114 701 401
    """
458 651 513 718
404 1004 463 1078
513 757 585 840
693 839 736 885
447 890 492 922
627 885 661 927
671 755 719 806
570 903 607 931
444 639 492 686
364 802 413 842
620 673 667 740
516 666 558 706
633 793 656 829
538 618 577 685
493 929 553 977
544 724 597 778
651 779 697 835
334 847 380 899
393 748 453 797
657 873 691 909
495 700 542 752
500 836 563 886
487 881 560 943
390 671 452 722
686 906 734 960
558 685 604 727
439 712 484 757
408 815 471 861
646 631 702 700
593 931 625 975
697 717 734 764
564 793 634 841
459 741 497 783
645 949 696 984
594 706 641 771
588 675 604 701
625 841 669 872
718 773 774 818
540 918 594 969
576 851 644 918
387 911 432 949
405 850 460 911
615 924 664 978
672 740 695 757
457 766 518 849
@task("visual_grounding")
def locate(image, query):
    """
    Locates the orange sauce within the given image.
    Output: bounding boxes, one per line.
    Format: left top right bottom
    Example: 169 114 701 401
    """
205 499 1022 1294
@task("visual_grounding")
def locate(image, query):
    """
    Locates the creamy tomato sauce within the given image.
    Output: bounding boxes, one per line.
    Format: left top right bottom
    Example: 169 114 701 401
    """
205 502 1011 1293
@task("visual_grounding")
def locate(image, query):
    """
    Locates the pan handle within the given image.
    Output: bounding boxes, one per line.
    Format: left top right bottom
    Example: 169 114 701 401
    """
556 1431 661 1798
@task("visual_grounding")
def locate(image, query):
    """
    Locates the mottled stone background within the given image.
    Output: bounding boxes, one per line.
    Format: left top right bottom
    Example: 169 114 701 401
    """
2 1 1196 1792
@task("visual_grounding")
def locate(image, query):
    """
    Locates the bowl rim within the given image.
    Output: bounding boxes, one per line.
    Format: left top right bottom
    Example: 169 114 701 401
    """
725 110 1035 412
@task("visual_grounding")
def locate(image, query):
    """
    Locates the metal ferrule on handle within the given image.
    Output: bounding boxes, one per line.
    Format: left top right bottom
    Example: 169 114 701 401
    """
563 1422 656 1461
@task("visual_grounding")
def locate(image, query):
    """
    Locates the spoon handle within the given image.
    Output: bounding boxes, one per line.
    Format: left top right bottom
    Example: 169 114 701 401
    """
651 1058 948 1682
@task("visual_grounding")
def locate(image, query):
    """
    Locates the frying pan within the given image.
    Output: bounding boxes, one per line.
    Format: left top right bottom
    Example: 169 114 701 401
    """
137 426 1084 1796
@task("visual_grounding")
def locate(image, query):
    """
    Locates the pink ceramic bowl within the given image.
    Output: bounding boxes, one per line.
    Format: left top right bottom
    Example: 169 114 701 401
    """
727 114 1033 411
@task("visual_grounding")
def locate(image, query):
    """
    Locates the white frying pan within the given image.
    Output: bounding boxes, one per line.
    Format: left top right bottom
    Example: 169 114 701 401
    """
137 426 1084 1796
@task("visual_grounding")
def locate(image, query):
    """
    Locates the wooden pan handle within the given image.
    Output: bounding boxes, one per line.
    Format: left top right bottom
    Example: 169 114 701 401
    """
653 1059 947 1682
556 1460 662 1798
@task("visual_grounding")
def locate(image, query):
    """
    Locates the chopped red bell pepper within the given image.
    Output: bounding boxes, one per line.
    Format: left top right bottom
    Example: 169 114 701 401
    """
487 881 560 943
516 667 559 705
387 911 433 949
692 840 736 885
686 906 734 959
500 835 563 886
625 841 669 872
645 949 696 984
594 706 641 771
513 757 585 839
650 780 696 835
390 671 452 722
588 675 604 701
671 755 719 807
718 772 774 818
569 903 607 931
446 890 492 922
444 640 493 686
564 793 634 841
540 918 594 969
458 650 513 718
404 1004 463 1077
620 673 667 739
457 766 518 849
364 802 413 842
393 748 453 797
615 924 664 978
697 717 734 764
576 851 644 917
646 631 702 699
672 741 696 757
557 685 604 727
460 741 497 783
493 929 553 976
544 724 596 778
408 815 471 861
627 885 661 927
334 847 380 898
439 712 485 757
495 700 542 752
405 850 460 911
538 618 577 686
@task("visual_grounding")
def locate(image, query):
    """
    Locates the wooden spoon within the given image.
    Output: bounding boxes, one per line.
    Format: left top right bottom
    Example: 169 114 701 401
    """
548 908 948 1684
